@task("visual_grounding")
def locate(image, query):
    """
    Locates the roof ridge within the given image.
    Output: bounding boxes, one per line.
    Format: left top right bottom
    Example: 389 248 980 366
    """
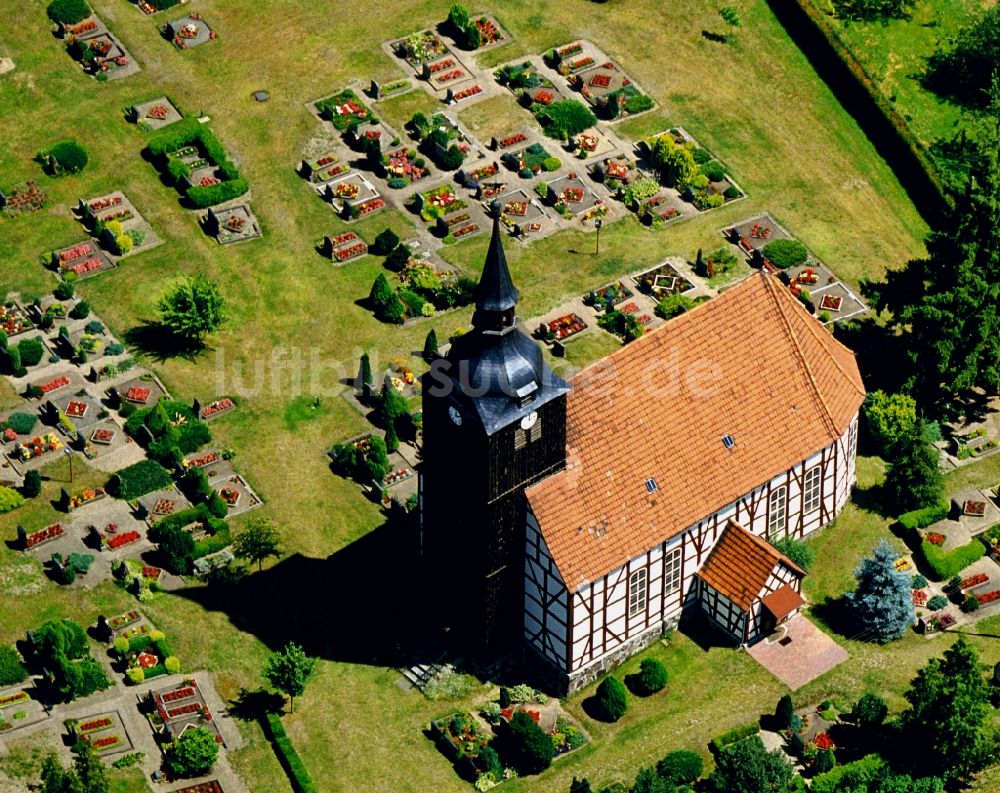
761 274 840 437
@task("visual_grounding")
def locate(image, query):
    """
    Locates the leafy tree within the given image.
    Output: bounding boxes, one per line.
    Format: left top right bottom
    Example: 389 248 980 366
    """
834 0 915 21
569 778 593 793
34 619 88 661
594 676 628 721
631 766 671 793
166 725 219 777
636 658 668 694
46 141 89 174
157 524 196 575
158 275 225 345
863 390 918 454
884 420 944 512
384 421 399 453
264 642 316 713
926 7 1000 108
772 536 814 571
902 637 992 780
423 329 439 362
0 646 27 686
507 709 554 774
656 749 703 784
233 515 282 571
648 135 698 188
365 436 390 483
708 735 794 793
38 741 109 793
852 692 888 729
537 100 597 139
845 539 915 643
862 97 1000 410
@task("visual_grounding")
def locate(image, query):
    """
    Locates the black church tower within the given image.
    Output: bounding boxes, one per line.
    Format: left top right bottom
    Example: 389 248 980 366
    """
420 208 570 652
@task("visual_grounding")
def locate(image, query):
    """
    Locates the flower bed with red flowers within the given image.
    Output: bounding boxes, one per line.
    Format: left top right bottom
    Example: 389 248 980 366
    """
475 17 502 44
356 198 385 217
335 243 367 262
453 223 479 238
90 735 121 750
161 686 196 704
107 531 140 550
80 717 113 733
925 532 945 546
126 386 150 403
220 487 240 506
153 499 175 515
820 294 843 312
59 244 92 263
201 398 234 419
69 487 106 509
547 313 587 340
913 589 928 606
167 702 204 719
453 85 482 102
962 573 989 589
66 401 89 418
560 187 584 203
67 19 97 35
187 451 219 468
142 565 162 579
498 133 527 148
24 524 64 549
620 302 640 315
505 199 528 216
70 258 104 276
89 195 122 212
438 69 465 83
0 691 28 707
90 428 115 445
569 57 595 73
558 42 583 57
429 58 455 73
109 610 140 629
975 590 1000 606
589 73 612 88
661 207 680 221
814 732 835 750
533 89 555 105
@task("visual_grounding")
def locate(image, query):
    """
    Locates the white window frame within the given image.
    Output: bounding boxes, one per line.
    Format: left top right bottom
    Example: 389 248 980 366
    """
628 568 647 617
848 420 858 461
664 547 682 593
768 485 788 538
803 466 822 513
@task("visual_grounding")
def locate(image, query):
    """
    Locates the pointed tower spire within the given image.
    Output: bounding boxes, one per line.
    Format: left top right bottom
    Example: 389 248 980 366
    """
474 201 519 315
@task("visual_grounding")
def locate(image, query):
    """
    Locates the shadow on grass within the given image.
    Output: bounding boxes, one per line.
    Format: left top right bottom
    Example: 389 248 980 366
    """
851 481 891 518
677 610 739 653
122 321 209 363
808 596 855 638
228 687 285 722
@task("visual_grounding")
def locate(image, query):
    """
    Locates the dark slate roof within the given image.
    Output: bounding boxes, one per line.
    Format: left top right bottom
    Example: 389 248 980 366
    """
474 213 519 314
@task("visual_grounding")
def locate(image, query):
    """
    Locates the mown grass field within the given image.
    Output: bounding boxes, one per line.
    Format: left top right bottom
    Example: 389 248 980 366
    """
0 0 951 790
803 0 988 156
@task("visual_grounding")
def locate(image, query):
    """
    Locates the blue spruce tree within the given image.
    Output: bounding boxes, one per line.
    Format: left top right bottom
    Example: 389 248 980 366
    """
846 539 915 642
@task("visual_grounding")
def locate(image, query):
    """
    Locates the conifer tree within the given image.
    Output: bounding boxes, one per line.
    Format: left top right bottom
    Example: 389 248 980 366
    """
845 539 915 643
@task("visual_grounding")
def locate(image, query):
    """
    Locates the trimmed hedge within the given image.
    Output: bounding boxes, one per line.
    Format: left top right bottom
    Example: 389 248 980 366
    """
898 501 950 531
920 538 985 581
187 178 250 209
107 459 172 501
145 120 248 206
710 722 760 754
761 239 808 269
47 140 89 175
47 0 91 24
265 713 318 793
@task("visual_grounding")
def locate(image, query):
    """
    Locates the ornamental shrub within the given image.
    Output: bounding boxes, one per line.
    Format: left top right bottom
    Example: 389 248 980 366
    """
761 239 808 269
772 536 815 571
0 487 25 514
776 694 794 730
912 574 928 589
927 594 949 610
372 228 400 256
541 156 562 171
113 637 129 655
863 390 918 454
18 337 44 367
636 658 668 694
69 300 90 319
536 100 597 139
898 501 950 531
54 282 74 300
166 726 219 777
654 293 694 321
265 713 319 793
187 178 250 209
594 676 628 721
164 656 180 673
701 161 726 182
920 538 985 581
380 294 406 325
5 411 37 435
22 470 42 499
0 646 27 686
656 749 703 785
47 140 89 175
107 459 173 500
385 244 411 271
852 692 887 728
47 0 91 24
508 710 554 774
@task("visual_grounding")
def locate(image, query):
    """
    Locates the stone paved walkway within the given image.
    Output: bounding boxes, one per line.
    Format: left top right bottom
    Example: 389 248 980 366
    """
746 616 848 690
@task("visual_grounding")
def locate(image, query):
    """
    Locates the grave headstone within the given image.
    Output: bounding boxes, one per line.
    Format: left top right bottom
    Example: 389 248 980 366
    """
370 79 381 99
60 487 71 512
96 615 111 642
192 397 202 416
107 387 121 408
135 425 156 448
552 340 566 358
421 62 431 81
445 88 455 104
253 90 270 103
134 501 148 520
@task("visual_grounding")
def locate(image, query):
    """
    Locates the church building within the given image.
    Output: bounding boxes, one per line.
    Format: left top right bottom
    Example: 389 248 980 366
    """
420 211 866 693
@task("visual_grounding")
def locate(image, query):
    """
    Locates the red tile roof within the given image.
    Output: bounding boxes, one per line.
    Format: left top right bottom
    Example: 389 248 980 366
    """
526 273 864 592
762 583 806 621
695 521 805 611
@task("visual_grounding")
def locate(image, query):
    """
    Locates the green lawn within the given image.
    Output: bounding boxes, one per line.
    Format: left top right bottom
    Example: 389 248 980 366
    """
801 0 983 160
0 0 944 789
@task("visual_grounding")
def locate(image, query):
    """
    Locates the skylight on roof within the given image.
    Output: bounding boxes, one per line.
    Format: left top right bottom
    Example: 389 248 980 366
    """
645 477 658 493
722 434 736 449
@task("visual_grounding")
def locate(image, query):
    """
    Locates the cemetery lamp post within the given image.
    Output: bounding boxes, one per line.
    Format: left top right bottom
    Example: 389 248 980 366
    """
595 218 603 256
65 447 74 484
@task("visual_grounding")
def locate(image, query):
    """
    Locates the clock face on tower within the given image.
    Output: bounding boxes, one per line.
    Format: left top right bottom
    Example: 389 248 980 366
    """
448 406 463 426
520 411 538 430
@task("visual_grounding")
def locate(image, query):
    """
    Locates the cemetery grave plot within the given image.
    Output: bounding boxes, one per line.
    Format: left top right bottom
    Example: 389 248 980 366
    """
590 154 638 189
148 679 223 745
501 142 558 176
211 473 262 518
1 409 41 447
492 189 548 232
547 40 606 77
425 56 475 92
192 548 235 577
5 429 66 473
641 127 745 210
51 241 116 281
346 121 398 153
66 483 108 512
385 148 430 186
29 370 83 400
537 312 589 342
723 213 792 258
83 418 128 461
322 231 369 264
28 296 75 333
391 30 453 73
312 89 374 132
301 152 353 185
113 375 168 409
371 78 412 99
78 192 161 257
1 179 48 219
17 522 68 551
105 609 156 641
94 518 148 554
419 184 467 223
436 204 488 241
68 710 134 756
112 623 177 681
547 173 602 217
459 159 500 189
203 204 262 245
176 782 224 793
586 281 634 309
131 0 181 16
198 399 237 421
790 269 868 322
637 194 688 225
63 17 141 80
138 486 193 523
59 325 120 365
493 59 554 98
130 97 183 129
492 130 533 151
0 300 35 339
572 59 654 120
50 392 104 431
447 83 484 104
446 11 509 52
164 13 216 49
631 259 696 297
0 684 48 733
324 174 380 212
